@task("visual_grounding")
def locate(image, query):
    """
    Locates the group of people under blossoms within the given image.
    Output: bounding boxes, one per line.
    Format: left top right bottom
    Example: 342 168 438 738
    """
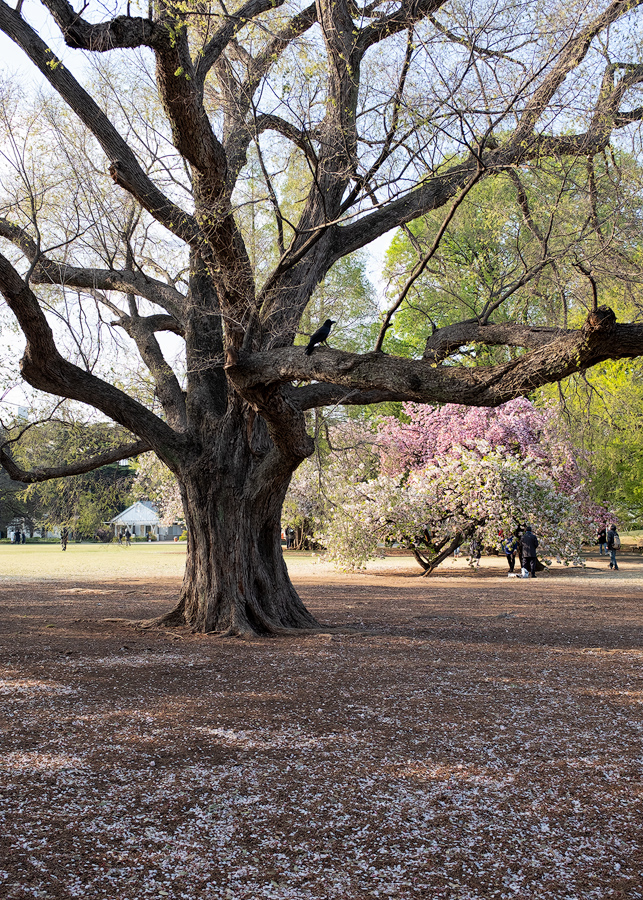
501 527 541 578
500 523 621 576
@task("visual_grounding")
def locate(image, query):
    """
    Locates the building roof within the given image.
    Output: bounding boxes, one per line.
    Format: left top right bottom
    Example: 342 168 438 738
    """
110 501 160 526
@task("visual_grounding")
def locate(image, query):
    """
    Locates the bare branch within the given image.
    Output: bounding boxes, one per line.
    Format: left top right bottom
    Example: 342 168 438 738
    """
512 0 642 147
573 259 599 312
0 1 199 244
195 0 288 83
0 438 152 484
0 216 186 318
255 114 318 165
426 13 527 68
253 136 286 256
0 251 181 453
222 3 318 185
374 167 483 352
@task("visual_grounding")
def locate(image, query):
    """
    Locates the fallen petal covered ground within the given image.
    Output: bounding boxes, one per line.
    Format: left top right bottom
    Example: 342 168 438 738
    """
0 554 642 899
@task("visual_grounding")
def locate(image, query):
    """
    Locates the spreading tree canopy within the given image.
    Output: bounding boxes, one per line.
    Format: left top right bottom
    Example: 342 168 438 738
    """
1 0 643 634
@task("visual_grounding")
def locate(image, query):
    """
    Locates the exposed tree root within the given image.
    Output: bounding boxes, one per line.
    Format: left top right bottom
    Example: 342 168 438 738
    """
107 615 367 638
202 622 361 638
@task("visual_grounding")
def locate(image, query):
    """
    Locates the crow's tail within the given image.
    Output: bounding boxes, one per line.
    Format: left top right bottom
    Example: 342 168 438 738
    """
304 343 314 355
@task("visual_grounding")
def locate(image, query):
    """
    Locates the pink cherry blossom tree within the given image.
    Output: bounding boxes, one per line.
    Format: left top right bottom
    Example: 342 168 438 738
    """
319 400 608 573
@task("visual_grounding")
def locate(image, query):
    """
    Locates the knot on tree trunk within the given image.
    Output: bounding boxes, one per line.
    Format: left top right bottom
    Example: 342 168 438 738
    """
224 347 239 369
583 305 616 337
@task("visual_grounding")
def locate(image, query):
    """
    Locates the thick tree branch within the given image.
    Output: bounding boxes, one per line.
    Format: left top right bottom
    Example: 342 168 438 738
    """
41 0 159 51
0 252 182 454
333 114 632 260
287 383 408 410
153 5 227 186
0 216 186 319
228 308 643 407
512 0 642 147
330 2 643 262
255 113 319 165
222 3 318 186
115 311 188 432
615 104 643 125
335 158 483 258
423 321 573 363
0 439 151 484
358 0 447 52
194 0 287 84
110 312 184 337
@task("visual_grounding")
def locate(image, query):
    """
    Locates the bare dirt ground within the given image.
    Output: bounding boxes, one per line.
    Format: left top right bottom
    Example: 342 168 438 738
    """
1 553 642 900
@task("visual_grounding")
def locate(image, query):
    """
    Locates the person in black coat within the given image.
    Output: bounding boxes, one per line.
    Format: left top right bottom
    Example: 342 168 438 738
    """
520 525 539 578
503 529 520 573
597 525 607 556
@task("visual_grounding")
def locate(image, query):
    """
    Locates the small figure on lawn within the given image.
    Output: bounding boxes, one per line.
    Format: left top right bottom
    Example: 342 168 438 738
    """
503 529 520 575
470 535 482 569
597 525 607 556
606 524 620 571
520 525 539 578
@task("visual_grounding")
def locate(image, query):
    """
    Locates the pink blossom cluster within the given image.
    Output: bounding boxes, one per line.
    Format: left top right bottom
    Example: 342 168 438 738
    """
378 398 552 473
377 399 609 529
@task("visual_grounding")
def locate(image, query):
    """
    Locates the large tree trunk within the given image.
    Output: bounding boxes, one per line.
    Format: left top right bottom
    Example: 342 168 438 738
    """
160 419 319 636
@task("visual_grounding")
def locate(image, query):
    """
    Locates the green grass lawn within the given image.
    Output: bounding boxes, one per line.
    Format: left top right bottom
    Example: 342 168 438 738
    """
3 533 639 584
0 541 188 581
0 542 328 582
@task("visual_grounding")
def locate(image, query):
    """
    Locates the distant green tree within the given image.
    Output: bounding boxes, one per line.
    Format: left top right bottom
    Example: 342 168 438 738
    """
383 154 643 360
0 465 32 536
11 421 137 539
546 361 643 526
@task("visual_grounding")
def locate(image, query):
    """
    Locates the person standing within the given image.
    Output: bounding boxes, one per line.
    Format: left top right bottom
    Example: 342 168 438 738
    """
124 527 131 547
503 530 520 574
606 524 620 571
61 527 68 551
597 525 607 556
520 525 539 578
285 526 295 550
470 535 482 568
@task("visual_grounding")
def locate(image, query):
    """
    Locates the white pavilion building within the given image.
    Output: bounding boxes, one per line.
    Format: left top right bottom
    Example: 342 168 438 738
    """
110 501 182 541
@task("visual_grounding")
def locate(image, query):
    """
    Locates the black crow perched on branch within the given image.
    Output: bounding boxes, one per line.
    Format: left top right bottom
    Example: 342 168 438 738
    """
305 318 336 355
